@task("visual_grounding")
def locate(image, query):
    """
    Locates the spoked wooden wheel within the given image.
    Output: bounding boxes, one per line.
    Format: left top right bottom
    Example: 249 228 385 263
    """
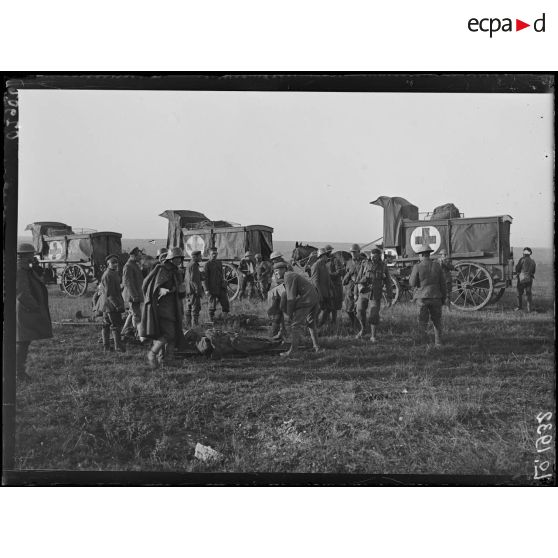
61 264 88 297
382 274 400 306
222 263 241 301
396 279 414 304
450 262 493 311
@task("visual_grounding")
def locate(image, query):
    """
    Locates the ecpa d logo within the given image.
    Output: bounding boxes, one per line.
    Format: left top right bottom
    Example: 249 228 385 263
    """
468 13 545 37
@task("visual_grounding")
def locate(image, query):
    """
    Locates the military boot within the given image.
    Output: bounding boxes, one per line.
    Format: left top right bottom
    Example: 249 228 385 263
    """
147 340 165 370
112 330 126 352
370 325 377 343
102 327 112 352
526 300 532 313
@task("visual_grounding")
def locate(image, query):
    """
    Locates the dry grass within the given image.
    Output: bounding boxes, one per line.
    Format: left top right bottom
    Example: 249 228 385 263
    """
14 266 555 481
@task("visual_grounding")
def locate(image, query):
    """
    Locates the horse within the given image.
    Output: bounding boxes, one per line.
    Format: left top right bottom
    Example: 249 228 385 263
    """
291 242 352 276
291 242 318 275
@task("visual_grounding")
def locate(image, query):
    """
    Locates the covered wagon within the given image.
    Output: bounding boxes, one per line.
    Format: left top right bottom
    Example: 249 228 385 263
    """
160 210 274 300
26 221 123 297
371 196 515 310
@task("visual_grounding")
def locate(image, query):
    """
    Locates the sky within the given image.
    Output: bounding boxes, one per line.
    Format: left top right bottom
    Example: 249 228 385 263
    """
18 89 554 247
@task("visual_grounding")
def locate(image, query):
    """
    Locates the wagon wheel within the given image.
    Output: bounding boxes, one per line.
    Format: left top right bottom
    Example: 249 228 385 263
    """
450 262 493 311
396 278 414 304
490 288 506 304
61 264 88 297
382 274 400 306
222 263 241 301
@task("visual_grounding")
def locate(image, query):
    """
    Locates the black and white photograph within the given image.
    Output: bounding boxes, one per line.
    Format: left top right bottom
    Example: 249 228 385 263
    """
3 74 555 485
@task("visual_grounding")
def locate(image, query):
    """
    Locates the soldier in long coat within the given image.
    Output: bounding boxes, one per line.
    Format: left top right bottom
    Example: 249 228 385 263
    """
515 247 537 313
324 244 344 324
96 254 126 352
310 248 334 326
140 247 187 368
16 243 53 381
355 248 393 342
409 243 447 347
121 247 145 340
184 250 203 327
267 277 288 341
343 243 367 329
437 248 454 311
273 262 321 357
203 247 230 322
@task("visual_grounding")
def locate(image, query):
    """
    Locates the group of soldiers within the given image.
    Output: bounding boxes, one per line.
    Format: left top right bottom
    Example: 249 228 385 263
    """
14 241 538 379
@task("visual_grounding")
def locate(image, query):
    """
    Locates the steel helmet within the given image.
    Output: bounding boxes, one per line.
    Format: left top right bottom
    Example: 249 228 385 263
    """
270 251 283 260
350 243 360 252
324 244 334 252
17 242 36 254
165 247 184 260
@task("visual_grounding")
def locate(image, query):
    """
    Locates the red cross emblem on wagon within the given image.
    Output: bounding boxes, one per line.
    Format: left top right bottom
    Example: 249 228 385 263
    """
410 225 442 254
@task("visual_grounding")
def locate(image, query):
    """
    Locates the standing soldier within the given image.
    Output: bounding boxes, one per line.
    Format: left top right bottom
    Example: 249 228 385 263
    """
140 247 187 369
437 248 454 311
267 275 288 341
121 247 144 341
343 243 367 329
515 247 536 313
310 248 334 326
185 250 203 327
324 244 344 325
255 253 273 300
273 262 321 356
16 243 53 381
409 244 446 347
203 247 230 322
97 254 126 352
238 250 257 299
355 248 393 342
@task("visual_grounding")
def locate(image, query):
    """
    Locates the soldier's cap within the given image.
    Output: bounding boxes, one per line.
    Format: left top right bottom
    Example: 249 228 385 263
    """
156 247 168 257
273 261 288 270
130 247 141 256
17 242 36 254
105 254 119 264
350 243 360 252
416 244 434 255
244 251 253 257
438 248 447 256
324 244 334 252
523 247 532 255
165 247 184 260
270 251 283 260
191 250 201 257
370 248 382 255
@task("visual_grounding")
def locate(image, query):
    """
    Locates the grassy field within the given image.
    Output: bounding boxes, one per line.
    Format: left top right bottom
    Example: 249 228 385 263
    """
13 260 555 481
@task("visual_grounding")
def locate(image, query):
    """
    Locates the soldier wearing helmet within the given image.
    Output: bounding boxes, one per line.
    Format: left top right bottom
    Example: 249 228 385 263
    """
156 247 168 263
16 242 53 381
203 247 230 322
121 247 145 341
184 250 203 327
354 247 393 343
409 244 447 347
140 246 187 369
324 244 345 326
342 243 367 329
515 247 536 312
238 250 257 300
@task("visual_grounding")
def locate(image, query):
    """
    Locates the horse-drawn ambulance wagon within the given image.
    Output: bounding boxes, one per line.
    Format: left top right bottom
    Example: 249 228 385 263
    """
160 210 274 301
26 221 123 297
371 196 515 311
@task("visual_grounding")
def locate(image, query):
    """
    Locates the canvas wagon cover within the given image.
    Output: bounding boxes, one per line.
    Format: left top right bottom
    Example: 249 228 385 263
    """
41 232 122 264
182 226 274 259
25 221 74 253
371 196 419 249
